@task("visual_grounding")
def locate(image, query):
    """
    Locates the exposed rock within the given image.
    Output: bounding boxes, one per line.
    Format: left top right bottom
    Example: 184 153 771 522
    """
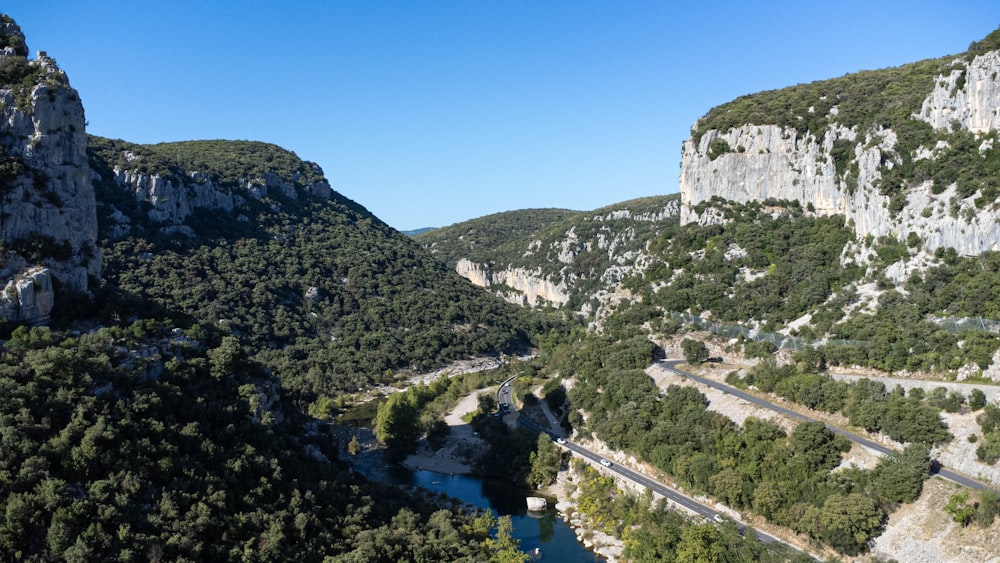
0 16 100 323
918 52 1000 133
680 48 1000 258
455 258 569 307
114 168 245 226
525 496 547 511
0 265 53 325
103 149 332 235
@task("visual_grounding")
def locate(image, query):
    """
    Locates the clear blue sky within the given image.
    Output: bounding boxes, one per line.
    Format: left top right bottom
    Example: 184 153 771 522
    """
6 2 998 230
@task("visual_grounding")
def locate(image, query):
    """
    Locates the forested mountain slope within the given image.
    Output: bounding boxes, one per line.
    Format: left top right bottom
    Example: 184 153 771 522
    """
0 14 530 562
416 195 680 314
0 324 516 561
423 28 1000 379
88 136 543 395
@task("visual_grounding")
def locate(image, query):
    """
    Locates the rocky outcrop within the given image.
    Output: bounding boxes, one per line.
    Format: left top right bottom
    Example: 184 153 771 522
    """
525 496 547 511
456 258 569 307
0 264 53 325
0 17 99 323
439 198 679 314
101 149 333 238
114 168 247 227
680 48 1000 257
918 51 1000 133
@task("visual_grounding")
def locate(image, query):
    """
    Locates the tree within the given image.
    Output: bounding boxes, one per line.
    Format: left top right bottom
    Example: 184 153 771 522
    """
970 389 987 411
681 338 710 364
482 514 529 563
872 443 930 504
373 393 421 462
527 434 563 489
207 335 244 380
708 468 744 508
975 488 1000 526
817 493 885 555
944 491 976 527
675 523 723 563
346 435 361 456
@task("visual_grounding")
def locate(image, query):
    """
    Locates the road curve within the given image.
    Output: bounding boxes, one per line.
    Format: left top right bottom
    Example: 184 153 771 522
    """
658 359 990 492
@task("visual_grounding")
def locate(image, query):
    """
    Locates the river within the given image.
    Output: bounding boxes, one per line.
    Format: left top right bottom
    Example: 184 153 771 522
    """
365 462 604 562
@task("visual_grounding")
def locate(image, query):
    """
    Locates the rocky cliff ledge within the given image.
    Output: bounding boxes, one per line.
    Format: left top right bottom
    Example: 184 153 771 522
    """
0 251 52 324
91 139 333 239
680 46 1000 257
456 258 570 307
0 16 99 323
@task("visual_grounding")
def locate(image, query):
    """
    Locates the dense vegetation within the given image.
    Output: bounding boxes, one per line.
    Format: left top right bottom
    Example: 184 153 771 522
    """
730 359 952 445
416 208 581 267
540 335 931 555
89 137 546 396
567 460 814 562
0 324 516 562
628 199 860 331
90 138 327 190
691 53 952 144
691 27 1000 144
416 195 680 310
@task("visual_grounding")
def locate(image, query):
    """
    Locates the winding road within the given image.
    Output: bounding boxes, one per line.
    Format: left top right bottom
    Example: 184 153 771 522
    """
658 359 990 492
514 410 797 552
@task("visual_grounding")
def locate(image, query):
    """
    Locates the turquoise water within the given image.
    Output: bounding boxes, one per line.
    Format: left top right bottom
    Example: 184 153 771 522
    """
382 465 604 562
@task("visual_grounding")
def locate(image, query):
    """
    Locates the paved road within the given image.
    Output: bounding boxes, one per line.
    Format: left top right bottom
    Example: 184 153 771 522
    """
659 359 990 492
514 416 795 550
497 376 515 413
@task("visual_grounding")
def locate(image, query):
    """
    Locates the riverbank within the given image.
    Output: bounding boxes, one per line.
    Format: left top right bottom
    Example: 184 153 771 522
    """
403 387 489 474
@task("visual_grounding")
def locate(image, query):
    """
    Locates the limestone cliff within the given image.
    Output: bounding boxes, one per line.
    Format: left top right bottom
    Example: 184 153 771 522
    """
455 258 570 307
0 16 99 323
680 33 1000 258
89 138 333 239
0 257 52 325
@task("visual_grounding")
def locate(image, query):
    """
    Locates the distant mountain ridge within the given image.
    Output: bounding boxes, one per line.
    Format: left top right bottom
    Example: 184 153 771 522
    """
401 227 436 237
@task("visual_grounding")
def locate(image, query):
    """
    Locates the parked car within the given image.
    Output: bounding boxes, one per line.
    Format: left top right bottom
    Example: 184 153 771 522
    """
556 437 567 445
599 458 612 467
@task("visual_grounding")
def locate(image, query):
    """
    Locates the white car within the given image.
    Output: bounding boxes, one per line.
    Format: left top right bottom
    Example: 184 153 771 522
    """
599 458 612 467
556 437 567 445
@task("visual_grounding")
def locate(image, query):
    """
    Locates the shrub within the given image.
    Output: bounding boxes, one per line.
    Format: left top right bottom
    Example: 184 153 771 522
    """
681 338 710 364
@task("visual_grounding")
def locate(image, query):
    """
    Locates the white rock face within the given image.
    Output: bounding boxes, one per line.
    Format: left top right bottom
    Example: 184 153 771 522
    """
111 165 332 233
525 496 547 511
0 50 100 291
0 266 53 325
115 168 246 226
680 49 1000 257
455 258 569 306
918 52 1000 133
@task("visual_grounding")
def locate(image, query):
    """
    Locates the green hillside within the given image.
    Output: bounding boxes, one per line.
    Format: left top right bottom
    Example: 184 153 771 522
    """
88 137 545 395
416 195 680 311
0 324 510 561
